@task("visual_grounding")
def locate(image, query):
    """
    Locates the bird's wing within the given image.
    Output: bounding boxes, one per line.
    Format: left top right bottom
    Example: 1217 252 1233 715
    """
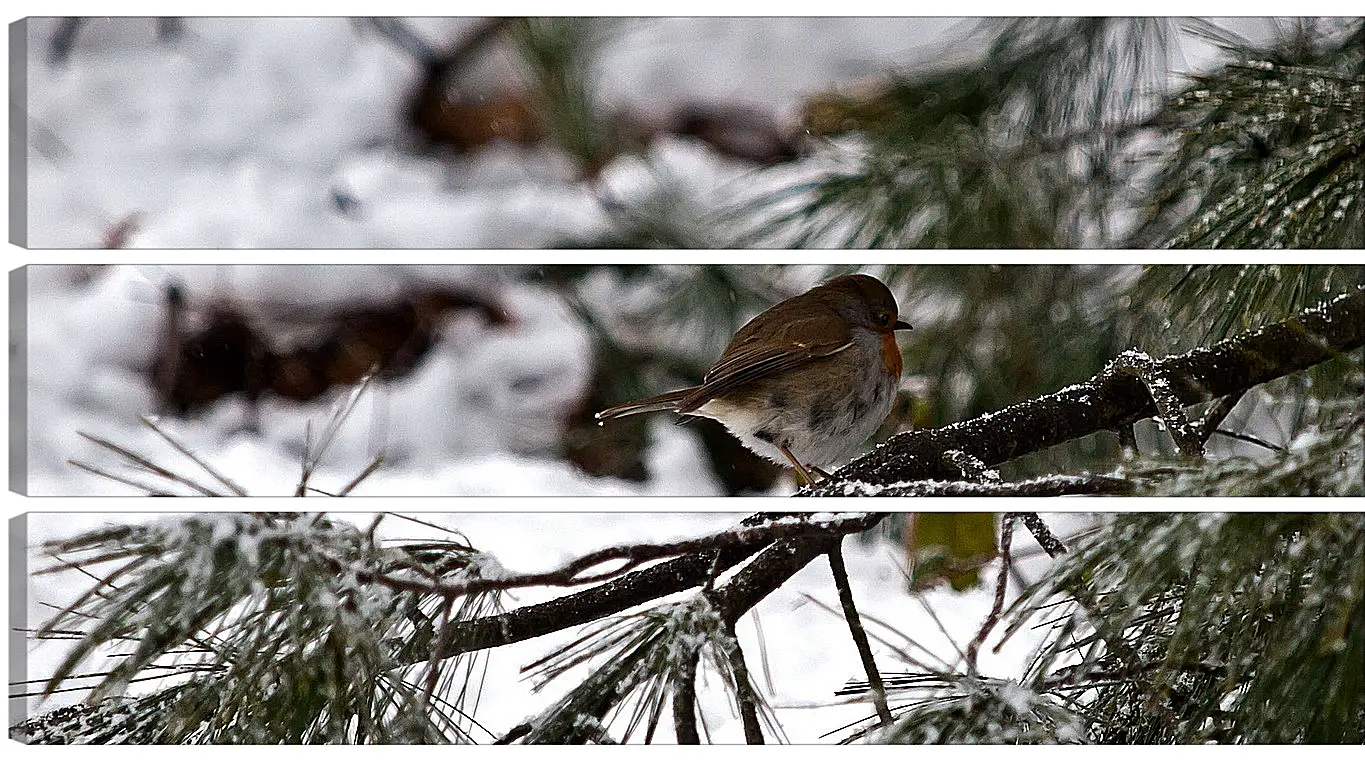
677 329 854 412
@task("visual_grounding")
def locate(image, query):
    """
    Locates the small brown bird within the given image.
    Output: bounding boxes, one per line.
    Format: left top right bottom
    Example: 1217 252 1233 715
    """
596 273 911 485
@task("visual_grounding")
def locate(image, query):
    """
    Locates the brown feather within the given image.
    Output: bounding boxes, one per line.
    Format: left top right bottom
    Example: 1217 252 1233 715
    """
595 387 697 420
675 298 856 412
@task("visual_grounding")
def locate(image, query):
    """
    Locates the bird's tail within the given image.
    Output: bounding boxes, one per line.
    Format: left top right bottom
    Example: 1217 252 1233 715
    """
595 388 696 421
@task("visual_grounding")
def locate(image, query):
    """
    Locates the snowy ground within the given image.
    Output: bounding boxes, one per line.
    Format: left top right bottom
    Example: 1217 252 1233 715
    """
18 15 974 496
16 17 1281 495
22 263 736 496
18 511 1095 744
20 16 1264 249
6 16 1312 744
18 260 1321 497
22 17 964 249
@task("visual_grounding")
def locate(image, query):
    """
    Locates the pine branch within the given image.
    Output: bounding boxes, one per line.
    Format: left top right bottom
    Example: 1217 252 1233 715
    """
366 514 880 600
830 474 1135 497
396 513 886 665
811 287 1364 493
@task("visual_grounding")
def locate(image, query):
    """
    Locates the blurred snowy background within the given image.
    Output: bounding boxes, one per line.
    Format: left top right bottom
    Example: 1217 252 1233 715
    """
21 17 963 248
18 511 1095 742
17 16 1269 249
22 261 1355 497
21 263 749 496
14 19 1354 497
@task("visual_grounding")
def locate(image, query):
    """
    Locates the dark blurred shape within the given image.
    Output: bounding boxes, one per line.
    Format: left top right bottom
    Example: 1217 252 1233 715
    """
100 212 142 248
693 419 784 493
413 93 544 152
47 18 83 66
152 283 272 418
329 188 362 218
155 17 184 42
391 17 804 170
150 281 510 416
562 357 782 493
564 362 650 483
802 80 904 137
672 103 802 165
400 18 544 153
47 17 183 66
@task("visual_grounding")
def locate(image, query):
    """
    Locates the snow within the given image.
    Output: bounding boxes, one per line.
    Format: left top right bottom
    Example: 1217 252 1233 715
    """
16 18 1294 495
21 263 739 495
22 17 964 249
19 16 1278 250
6 14 1333 745
18 511 1094 744
16 15 975 496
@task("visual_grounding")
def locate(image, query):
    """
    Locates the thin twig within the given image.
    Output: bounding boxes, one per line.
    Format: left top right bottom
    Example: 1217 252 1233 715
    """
1110 350 1205 457
336 456 385 497
422 596 456 710
721 621 764 745
1191 388 1248 445
751 611 776 697
385 513 473 544
66 460 173 496
966 513 1015 673
800 593 946 674
75 432 219 496
1211 428 1284 452
910 591 969 672
827 542 892 727
1015 513 1069 558
139 414 247 496
360 17 437 62
703 550 725 592
296 372 377 496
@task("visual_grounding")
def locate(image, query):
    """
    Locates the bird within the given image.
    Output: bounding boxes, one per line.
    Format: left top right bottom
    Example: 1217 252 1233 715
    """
596 273 911 486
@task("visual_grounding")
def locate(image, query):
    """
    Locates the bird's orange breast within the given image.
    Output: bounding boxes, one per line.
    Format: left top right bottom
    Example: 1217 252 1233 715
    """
880 331 903 380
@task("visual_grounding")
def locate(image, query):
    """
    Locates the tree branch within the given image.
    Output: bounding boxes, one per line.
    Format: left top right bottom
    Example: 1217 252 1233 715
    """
672 645 701 744
395 513 885 666
712 532 847 625
721 621 764 745
371 513 881 601
810 287 1364 492
1015 513 1068 558
1110 351 1205 456
828 543 892 727
966 513 1015 673
827 473 1135 497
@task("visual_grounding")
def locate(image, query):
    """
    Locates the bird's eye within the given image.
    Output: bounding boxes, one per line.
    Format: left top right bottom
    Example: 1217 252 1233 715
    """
876 312 891 326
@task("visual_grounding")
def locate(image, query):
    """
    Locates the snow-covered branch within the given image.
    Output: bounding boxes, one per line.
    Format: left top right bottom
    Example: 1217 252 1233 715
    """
812 287 1364 494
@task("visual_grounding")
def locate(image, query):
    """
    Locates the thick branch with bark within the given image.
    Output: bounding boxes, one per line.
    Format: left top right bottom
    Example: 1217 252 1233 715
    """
395 512 885 666
809 287 1364 494
367 514 881 600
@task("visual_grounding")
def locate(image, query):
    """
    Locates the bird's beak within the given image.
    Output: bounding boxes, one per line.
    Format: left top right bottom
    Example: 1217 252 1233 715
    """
894 320 913 331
